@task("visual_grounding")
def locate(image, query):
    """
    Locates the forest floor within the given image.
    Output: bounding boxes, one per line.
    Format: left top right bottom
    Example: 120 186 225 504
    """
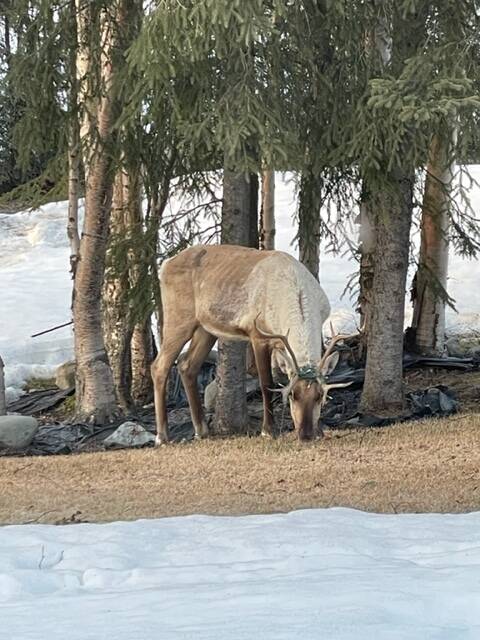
1 368 479 525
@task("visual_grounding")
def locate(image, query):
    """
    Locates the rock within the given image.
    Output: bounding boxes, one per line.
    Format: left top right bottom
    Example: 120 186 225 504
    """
0 415 38 449
246 375 260 397
204 379 217 412
446 336 480 358
55 361 76 390
205 349 218 365
103 421 155 449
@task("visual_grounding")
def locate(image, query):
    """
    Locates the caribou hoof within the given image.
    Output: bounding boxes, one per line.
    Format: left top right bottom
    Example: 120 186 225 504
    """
261 429 275 439
155 435 169 447
194 422 210 440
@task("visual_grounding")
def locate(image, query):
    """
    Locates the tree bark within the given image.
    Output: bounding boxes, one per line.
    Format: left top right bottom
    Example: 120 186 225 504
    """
67 125 81 278
214 168 252 435
128 170 155 406
260 169 275 250
358 2 391 337
67 0 80 279
249 172 259 249
357 196 375 353
298 170 321 280
73 2 119 423
411 133 454 355
131 322 155 405
360 170 414 415
103 169 133 411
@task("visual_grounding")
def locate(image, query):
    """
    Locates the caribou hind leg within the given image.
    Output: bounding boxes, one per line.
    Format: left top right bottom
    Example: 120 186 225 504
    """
251 339 275 437
177 326 217 439
151 323 195 445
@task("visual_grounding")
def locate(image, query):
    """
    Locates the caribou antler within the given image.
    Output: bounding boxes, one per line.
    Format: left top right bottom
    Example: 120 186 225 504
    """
253 315 300 375
319 325 360 371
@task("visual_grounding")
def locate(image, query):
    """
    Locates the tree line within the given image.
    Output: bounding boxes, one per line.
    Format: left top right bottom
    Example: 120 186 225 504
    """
1 0 479 429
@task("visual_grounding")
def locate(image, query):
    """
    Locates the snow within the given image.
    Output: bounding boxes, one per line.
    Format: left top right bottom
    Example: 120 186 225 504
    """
1 169 479 398
1 507 479 639
0 202 81 401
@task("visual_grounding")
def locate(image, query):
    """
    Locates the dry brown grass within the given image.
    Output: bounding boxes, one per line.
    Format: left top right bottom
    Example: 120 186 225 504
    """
1 410 480 525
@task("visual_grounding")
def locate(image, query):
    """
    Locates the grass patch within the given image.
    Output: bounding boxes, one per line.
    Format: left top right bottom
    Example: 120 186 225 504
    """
23 376 57 391
1 411 480 525
52 394 76 420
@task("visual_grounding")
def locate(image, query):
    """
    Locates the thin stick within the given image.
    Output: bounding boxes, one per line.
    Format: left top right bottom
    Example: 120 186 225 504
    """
0 354 5 415
31 321 73 338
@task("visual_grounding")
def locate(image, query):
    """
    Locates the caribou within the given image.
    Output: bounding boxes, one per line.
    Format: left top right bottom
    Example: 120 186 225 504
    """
151 244 354 443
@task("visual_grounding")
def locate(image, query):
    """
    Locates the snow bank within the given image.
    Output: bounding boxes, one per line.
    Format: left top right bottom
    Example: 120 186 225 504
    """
1 169 479 397
0 202 80 401
1 508 480 639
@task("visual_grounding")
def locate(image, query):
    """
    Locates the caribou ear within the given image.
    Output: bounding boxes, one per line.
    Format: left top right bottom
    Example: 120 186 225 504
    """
320 351 339 377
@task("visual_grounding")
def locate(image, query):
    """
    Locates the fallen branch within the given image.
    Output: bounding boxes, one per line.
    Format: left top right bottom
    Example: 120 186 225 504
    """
31 320 73 338
0 354 5 415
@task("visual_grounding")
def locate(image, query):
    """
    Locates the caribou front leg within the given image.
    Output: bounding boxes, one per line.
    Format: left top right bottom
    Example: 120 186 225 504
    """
251 339 275 437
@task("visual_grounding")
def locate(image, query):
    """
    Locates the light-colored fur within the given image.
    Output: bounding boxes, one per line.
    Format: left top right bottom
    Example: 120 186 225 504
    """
153 245 332 443
160 246 330 371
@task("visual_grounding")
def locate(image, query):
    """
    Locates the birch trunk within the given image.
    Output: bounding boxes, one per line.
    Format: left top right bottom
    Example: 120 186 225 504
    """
0 355 6 416
411 133 454 355
214 168 252 435
360 170 413 415
73 2 119 423
260 169 275 250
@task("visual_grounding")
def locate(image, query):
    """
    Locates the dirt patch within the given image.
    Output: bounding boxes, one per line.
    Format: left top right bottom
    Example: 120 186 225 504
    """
1 412 479 525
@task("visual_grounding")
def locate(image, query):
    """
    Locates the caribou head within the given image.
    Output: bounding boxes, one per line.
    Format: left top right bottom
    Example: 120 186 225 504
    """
254 319 355 441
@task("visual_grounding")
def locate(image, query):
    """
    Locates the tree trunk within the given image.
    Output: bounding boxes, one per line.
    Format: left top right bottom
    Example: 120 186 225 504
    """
67 124 81 278
67 0 80 279
360 170 413 415
0 355 6 416
128 170 155 406
358 3 391 337
410 133 454 355
298 170 321 280
249 172 259 249
103 169 133 411
131 322 155 405
260 169 275 250
214 168 252 435
357 195 375 353
73 2 119 423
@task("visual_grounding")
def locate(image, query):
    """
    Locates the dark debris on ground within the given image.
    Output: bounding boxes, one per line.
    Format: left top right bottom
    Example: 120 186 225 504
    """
2 354 476 456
